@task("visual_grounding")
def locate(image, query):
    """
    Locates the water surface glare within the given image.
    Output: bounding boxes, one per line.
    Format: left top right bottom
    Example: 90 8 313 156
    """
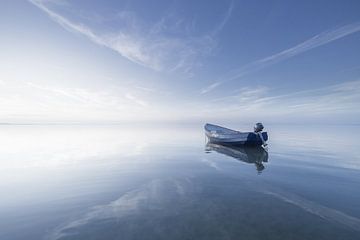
0 125 360 240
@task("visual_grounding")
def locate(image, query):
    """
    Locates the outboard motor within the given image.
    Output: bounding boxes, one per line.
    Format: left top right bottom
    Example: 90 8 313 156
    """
254 122 268 151
254 122 264 133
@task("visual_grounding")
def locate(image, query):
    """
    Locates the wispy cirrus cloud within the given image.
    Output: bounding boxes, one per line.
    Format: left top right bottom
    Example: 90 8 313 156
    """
211 0 234 36
201 22 360 94
202 80 360 122
28 0 232 72
209 86 269 104
124 93 148 107
0 80 154 123
27 82 149 109
200 82 222 94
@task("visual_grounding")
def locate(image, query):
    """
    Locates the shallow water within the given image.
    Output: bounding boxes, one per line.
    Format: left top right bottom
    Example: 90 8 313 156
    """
0 124 360 240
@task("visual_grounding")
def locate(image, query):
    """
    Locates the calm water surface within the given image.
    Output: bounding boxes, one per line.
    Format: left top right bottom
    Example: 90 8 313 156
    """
0 124 360 240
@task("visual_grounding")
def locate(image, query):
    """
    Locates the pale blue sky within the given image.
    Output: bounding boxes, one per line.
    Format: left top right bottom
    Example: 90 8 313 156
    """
1 0 360 123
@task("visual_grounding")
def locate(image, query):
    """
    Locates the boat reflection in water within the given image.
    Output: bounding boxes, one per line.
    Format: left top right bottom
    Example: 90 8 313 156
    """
205 143 269 173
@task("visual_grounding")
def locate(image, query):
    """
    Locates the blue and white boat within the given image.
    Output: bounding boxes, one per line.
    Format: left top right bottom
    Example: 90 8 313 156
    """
204 123 268 147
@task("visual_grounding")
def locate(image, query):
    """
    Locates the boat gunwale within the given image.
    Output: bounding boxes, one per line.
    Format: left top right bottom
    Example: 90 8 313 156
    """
204 123 244 134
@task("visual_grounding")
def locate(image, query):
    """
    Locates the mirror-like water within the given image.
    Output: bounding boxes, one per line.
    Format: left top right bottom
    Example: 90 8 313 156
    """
0 124 359 240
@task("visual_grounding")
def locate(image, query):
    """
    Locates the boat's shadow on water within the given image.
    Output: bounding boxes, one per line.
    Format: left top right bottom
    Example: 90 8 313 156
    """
205 143 268 173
